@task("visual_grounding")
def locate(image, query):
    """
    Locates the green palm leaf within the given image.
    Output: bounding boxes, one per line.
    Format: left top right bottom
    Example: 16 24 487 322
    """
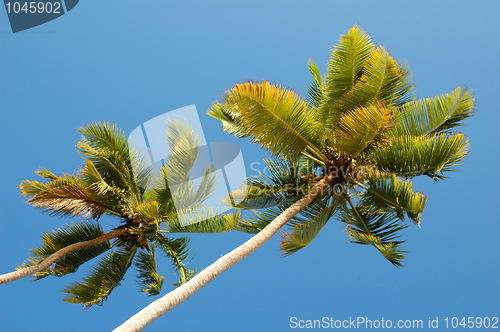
17 222 111 280
371 133 470 179
152 236 195 286
77 122 140 201
165 210 240 233
207 103 250 138
135 248 165 296
227 158 319 209
340 202 407 266
62 248 136 308
163 120 201 186
307 58 324 109
391 86 474 136
209 81 326 163
280 196 341 256
349 47 414 107
357 173 427 224
236 206 285 234
324 25 375 103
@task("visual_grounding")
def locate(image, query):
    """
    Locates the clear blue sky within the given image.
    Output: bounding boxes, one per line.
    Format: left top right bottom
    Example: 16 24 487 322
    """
1 1 499 331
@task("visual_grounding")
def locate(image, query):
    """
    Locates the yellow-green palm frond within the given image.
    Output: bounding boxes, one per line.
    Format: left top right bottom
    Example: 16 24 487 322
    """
371 133 470 180
17 222 111 280
322 44 414 135
209 81 326 164
164 210 240 233
329 103 393 156
391 86 474 137
62 248 137 308
208 103 250 138
324 25 375 103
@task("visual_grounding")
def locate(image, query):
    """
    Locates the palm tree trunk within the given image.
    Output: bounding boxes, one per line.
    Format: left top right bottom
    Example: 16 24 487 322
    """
114 173 335 332
0 228 127 284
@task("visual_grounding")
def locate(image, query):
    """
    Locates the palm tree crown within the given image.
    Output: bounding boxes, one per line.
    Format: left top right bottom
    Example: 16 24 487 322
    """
18 121 238 307
209 25 473 266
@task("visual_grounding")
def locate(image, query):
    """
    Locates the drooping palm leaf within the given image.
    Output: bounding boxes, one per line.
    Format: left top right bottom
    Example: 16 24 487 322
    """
280 196 341 256
62 248 136 308
135 248 165 296
353 173 427 223
340 201 407 266
152 236 195 286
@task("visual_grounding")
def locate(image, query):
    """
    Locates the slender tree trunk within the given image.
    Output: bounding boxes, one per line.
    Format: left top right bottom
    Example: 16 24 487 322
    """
114 173 335 332
0 228 127 284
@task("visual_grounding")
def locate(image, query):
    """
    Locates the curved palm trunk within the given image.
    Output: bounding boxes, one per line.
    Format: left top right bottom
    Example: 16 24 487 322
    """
0 228 127 284
114 173 335 332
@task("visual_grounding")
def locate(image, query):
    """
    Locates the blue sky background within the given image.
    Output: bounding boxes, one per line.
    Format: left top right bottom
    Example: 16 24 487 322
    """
1 1 499 331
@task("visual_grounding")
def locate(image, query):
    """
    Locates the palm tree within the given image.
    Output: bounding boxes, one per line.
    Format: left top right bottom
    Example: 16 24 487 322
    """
116 25 474 330
0 120 238 308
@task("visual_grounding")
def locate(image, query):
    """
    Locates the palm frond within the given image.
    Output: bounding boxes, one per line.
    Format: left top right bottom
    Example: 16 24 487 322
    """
391 86 474 136
227 158 318 209
62 248 136 308
324 25 375 103
17 222 111 280
226 183 303 210
77 122 140 201
346 230 406 267
209 81 326 163
351 47 414 107
358 173 427 223
79 160 127 214
152 236 196 286
371 133 470 180
307 58 324 109
165 210 240 233
207 103 250 138
163 120 200 186
327 47 414 126
236 206 285 234
19 173 113 218
340 201 407 266
329 103 393 156
135 248 165 296
237 186 333 234
280 196 341 256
